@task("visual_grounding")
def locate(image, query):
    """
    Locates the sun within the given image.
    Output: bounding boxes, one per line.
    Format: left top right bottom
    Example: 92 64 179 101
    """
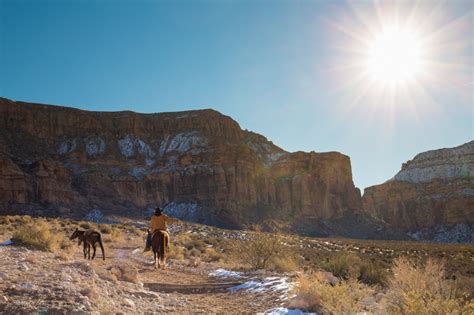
365 26 424 85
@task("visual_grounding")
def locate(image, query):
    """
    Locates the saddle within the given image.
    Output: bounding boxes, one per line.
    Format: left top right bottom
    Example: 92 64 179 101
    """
150 229 169 239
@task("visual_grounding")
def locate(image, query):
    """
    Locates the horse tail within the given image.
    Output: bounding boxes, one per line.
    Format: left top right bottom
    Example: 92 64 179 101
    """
98 234 105 260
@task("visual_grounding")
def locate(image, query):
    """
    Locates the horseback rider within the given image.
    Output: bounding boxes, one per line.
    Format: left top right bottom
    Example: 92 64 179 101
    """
144 207 177 252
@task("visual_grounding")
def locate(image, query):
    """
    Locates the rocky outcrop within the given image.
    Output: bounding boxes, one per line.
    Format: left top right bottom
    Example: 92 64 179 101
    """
0 97 365 235
363 141 474 233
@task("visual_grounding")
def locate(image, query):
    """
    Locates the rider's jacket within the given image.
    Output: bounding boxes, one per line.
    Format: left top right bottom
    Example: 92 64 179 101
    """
150 214 177 232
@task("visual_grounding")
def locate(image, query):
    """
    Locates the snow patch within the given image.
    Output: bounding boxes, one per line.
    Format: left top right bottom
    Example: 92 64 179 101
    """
209 269 244 279
230 277 291 297
263 307 315 315
0 239 13 246
118 135 155 158
210 269 292 302
84 209 112 224
145 158 155 166
85 137 106 157
408 223 474 243
159 131 208 156
163 202 200 221
129 167 149 180
58 138 77 155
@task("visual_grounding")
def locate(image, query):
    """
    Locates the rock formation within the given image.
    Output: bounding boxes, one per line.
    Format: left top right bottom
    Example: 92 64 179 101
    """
0 97 367 235
363 141 474 235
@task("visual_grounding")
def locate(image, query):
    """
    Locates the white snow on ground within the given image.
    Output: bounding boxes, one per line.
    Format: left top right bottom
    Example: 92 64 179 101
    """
118 135 155 158
209 269 244 279
229 277 291 301
408 223 474 243
210 269 292 302
85 137 106 157
159 131 208 156
263 307 316 315
0 239 13 246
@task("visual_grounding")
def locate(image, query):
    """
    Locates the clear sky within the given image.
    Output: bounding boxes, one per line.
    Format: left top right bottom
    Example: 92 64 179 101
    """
1 0 473 190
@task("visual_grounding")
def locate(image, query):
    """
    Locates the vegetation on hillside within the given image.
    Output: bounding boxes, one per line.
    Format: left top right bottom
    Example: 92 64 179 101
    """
0 215 472 313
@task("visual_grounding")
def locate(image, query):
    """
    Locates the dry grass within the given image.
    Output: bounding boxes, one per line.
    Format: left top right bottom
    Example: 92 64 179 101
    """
292 257 473 314
236 232 284 269
290 272 376 314
381 257 473 314
319 253 362 279
11 219 63 252
317 253 387 286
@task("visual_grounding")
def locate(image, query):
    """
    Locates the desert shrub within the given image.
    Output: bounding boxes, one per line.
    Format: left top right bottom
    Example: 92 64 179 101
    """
169 243 185 260
79 221 92 229
358 261 388 286
0 216 9 225
319 253 362 279
290 272 376 313
184 239 206 252
13 215 32 224
203 247 223 263
12 219 62 252
271 255 299 272
238 232 284 269
381 257 472 314
99 224 113 234
188 248 201 257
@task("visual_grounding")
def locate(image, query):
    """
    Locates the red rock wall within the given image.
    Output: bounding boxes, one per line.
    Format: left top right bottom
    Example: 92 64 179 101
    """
0 98 363 231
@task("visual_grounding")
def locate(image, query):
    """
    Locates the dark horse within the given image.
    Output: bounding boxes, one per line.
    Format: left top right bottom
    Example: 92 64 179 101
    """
70 228 105 260
148 229 169 269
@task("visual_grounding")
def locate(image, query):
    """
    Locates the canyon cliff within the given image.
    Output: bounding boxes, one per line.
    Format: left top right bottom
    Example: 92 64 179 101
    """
363 141 474 240
0 98 370 236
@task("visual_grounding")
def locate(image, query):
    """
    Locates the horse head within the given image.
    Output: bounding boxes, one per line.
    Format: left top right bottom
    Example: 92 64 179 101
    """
69 228 79 240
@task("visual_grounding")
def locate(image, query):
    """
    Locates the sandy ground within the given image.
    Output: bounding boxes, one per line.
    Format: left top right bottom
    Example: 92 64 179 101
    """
0 234 292 314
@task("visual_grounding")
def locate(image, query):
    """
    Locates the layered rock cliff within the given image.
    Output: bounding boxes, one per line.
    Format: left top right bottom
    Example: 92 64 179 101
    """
0 97 367 235
363 141 474 235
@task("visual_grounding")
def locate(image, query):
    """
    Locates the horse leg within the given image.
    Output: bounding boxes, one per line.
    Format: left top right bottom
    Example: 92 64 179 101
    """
83 242 87 259
87 244 91 259
92 243 97 260
154 251 158 269
161 233 169 270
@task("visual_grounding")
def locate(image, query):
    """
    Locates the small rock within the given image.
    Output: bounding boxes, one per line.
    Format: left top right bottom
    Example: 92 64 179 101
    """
1 296 8 303
123 298 135 307
18 263 29 271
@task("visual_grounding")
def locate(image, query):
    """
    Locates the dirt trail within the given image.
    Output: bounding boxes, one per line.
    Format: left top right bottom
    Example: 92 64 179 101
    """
0 238 289 314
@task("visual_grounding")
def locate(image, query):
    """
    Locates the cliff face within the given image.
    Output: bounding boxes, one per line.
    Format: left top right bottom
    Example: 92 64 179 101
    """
363 141 474 231
0 98 364 234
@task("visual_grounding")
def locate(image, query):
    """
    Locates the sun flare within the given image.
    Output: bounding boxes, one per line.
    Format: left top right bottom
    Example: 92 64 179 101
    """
327 0 472 124
366 26 424 85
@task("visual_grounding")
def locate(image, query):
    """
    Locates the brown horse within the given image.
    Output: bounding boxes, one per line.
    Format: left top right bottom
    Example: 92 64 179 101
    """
70 228 105 260
148 229 169 269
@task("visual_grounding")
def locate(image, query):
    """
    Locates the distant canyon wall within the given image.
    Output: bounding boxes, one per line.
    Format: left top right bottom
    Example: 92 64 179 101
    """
2 97 472 240
362 141 474 231
0 98 363 234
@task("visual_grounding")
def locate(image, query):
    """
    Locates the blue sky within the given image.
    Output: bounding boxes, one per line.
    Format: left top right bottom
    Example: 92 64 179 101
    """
1 0 473 190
